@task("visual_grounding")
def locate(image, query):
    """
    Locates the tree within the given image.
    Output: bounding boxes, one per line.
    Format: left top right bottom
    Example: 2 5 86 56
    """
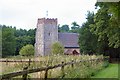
15 36 33 54
79 12 100 55
15 28 27 37
90 2 120 60
51 42 64 55
71 21 79 29
90 2 120 48
19 44 34 56
1 25 36 57
0 25 2 57
59 24 69 32
15 28 36 55
2 25 16 57
70 21 80 33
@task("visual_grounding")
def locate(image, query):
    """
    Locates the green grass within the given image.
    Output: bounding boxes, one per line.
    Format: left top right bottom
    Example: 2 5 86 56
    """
1 55 104 78
91 64 119 78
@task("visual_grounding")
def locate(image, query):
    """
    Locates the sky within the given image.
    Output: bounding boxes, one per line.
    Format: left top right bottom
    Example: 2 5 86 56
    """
0 0 97 30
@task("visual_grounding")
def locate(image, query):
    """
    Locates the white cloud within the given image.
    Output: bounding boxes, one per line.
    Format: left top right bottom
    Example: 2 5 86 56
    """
0 0 97 30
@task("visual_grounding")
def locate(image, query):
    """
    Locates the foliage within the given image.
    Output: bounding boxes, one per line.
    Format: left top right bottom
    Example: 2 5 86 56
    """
1 24 35 57
51 42 64 55
78 2 120 57
70 21 80 33
102 61 109 68
64 59 104 78
90 2 120 48
71 21 79 30
78 11 100 55
58 22 80 33
1 25 16 57
19 44 34 56
15 35 34 55
0 25 2 56
15 28 35 55
59 24 70 32
2 55 104 78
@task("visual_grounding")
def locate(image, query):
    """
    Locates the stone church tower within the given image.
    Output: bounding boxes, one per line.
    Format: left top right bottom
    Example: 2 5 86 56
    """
35 18 58 56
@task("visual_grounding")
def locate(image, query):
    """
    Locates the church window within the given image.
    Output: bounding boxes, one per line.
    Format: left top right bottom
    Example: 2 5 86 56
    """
48 32 51 36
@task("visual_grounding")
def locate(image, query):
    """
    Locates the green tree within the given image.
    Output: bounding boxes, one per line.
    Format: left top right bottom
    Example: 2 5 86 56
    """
26 28 36 45
51 42 64 55
70 21 80 33
19 44 34 56
79 12 100 55
15 28 36 55
90 2 120 58
0 25 2 57
91 2 120 48
2 25 16 57
59 24 69 32
15 28 27 37
71 21 79 29
15 36 33 54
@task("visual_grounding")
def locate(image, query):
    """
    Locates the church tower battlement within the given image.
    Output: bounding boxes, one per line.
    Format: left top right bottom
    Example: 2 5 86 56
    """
35 18 58 56
37 18 57 24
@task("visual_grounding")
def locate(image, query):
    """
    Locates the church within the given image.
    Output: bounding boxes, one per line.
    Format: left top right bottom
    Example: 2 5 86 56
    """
35 18 80 56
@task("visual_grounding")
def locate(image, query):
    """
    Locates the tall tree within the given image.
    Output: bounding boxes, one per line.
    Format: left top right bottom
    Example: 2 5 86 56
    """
90 2 120 59
2 25 16 57
15 28 36 55
71 21 79 30
70 21 80 33
90 2 120 48
79 11 100 55
0 25 2 56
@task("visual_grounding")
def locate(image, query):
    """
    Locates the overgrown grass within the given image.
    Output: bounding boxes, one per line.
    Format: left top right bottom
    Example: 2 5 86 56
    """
91 63 118 78
1 55 106 78
63 59 104 78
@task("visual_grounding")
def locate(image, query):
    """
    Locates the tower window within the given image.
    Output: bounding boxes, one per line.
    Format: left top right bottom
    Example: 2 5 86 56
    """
48 32 51 36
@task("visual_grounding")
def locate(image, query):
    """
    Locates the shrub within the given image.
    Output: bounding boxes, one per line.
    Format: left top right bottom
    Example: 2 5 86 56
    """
51 42 64 55
103 61 109 68
19 44 34 56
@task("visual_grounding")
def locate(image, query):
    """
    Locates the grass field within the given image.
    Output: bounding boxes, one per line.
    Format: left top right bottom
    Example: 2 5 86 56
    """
1 55 105 78
91 63 119 78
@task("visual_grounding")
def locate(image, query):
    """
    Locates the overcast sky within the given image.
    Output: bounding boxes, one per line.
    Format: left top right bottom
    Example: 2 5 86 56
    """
0 0 97 30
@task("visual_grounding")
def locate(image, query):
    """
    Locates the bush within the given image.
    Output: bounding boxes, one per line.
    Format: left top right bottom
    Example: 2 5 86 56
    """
51 42 64 55
103 61 109 68
19 44 34 56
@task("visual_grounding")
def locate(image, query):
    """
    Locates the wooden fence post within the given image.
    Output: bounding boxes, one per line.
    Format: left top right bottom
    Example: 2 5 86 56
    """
6 59 8 65
28 59 31 66
91 59 92 66
71 60 74 68
22 66 28 80
44 65 48 80
61 61 65 78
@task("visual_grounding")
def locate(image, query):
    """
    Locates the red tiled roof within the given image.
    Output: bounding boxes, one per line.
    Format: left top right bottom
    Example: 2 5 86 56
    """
58 33 79 48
